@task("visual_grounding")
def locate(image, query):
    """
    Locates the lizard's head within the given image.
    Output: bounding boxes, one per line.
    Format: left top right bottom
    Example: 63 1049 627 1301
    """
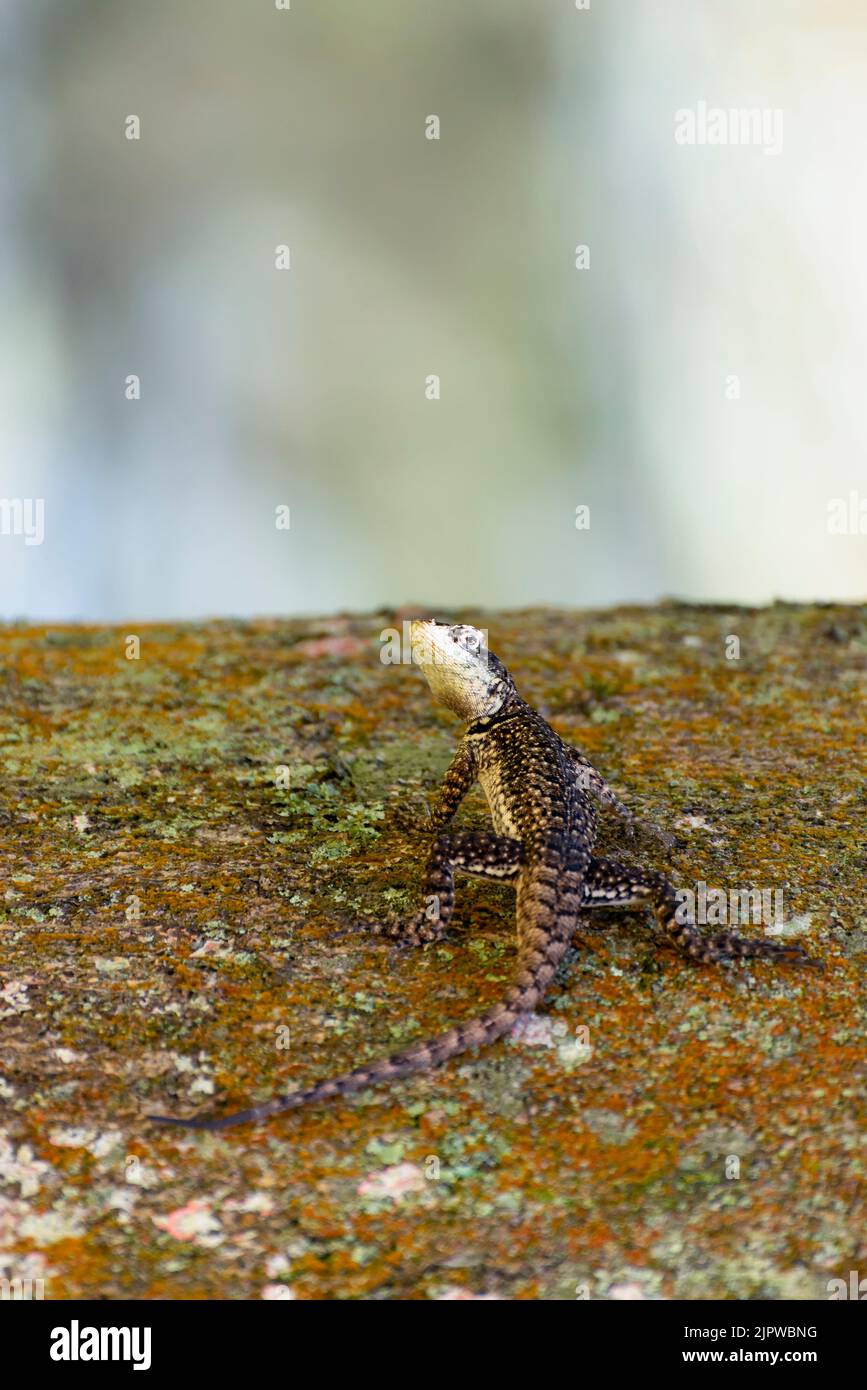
410 619 516 722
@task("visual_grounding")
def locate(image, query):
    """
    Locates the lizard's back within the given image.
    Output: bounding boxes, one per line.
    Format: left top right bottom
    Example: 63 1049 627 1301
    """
473 699 596 867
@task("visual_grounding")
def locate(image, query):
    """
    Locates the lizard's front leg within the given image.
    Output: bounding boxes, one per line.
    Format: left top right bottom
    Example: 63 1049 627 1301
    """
370 831 524 947
580 855 818 967
390 740 477 835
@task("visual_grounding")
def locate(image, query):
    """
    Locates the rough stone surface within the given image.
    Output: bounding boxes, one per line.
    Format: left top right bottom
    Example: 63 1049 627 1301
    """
0 604 864 1299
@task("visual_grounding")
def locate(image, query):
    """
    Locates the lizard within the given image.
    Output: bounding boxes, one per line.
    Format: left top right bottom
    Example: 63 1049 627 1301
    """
148 618 817 1131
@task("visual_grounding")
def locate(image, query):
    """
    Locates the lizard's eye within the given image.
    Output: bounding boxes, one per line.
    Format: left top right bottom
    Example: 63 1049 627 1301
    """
451 625 480 653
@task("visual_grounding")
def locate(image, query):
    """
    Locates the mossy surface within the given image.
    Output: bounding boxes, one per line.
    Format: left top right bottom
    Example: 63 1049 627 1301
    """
0 604 864 1300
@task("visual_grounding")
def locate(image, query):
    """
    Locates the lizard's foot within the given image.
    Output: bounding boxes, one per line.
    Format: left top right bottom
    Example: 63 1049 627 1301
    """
354 831 523 950
386 793 433 836
694 931 822 969
642 822 682 853
356 909 447 948
621 816 682 853
580 856 821 969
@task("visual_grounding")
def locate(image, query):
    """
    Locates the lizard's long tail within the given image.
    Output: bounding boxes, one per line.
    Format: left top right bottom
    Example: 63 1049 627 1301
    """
147 913 578 1131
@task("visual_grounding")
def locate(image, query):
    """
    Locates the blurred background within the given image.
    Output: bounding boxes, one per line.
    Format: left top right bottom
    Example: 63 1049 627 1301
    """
1 0 865 621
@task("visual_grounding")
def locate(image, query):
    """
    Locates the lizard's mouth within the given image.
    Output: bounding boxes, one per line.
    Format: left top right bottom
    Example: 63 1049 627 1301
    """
409 617 447 653
410 619 447 663
410 618 468 657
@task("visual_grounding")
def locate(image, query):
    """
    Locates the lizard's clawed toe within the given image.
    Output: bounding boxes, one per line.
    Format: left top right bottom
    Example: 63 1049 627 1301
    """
353 917 400 943
387 794 433 836
739 940 821 968
780 944 823 969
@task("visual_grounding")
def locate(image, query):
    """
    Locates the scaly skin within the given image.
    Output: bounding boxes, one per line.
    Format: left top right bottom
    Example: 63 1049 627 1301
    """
148 620 817 1131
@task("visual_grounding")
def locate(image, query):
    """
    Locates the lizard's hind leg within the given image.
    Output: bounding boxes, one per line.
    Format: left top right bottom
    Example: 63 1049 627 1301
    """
581 856 816 967
370 831 524 947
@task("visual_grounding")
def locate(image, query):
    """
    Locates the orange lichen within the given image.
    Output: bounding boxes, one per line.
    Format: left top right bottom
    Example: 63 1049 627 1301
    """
0 605 864 1298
